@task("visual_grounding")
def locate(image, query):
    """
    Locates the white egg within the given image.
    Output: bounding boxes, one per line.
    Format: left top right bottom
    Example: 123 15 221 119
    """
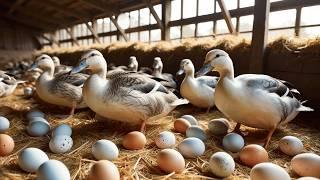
18 147 49 173
186 125 207 141
92 140 119 161
37 160 70 180
178 137 205 158
155 131 176 149
27 120 50 137
222 133 244 153
209 152 235 178
291 153 320 178
51 124 72 137
24 87 33 96
250 162 290 180
0 116 10 133
26 109 45 121
49 135 73 154
296 177 319 180
208 118 230 136
279 136 303 156
181 115 198 125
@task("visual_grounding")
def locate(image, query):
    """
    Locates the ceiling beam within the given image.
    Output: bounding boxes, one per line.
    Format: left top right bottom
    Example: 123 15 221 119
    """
217 0 236 34
7 0 26 15
145 0 164 30
85 21 101 43
65 27 79 46
110 16 128 41
78 0 119 15
0 12 48 31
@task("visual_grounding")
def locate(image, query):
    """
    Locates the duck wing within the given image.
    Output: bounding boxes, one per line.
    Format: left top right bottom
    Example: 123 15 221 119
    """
197 76 219 88
55 72 88 87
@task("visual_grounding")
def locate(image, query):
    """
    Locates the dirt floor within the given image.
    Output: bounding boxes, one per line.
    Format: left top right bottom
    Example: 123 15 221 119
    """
0 86 319 180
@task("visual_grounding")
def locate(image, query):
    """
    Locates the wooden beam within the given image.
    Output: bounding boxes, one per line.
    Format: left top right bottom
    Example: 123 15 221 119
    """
0 12 47 30
66 27 79 46
50 31 60 48
90 20 100 43
249 0 270 73
7 0 26 14
295 7 302 37
161 0 171 40
78 0 119 15
217 0 236 34
145 0 164 29
40 34 52 43
110 16 128 41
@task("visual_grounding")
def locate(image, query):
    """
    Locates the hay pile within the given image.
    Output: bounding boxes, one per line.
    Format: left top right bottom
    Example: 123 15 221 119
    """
0 85 319 180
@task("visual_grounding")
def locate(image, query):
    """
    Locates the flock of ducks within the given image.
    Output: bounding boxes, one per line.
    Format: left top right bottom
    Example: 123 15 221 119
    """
0 49 313 147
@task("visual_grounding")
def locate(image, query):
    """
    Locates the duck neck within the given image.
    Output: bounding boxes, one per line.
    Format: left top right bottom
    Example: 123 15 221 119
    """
42 66 55 77
185 69 195 79
96 61 107 78
219 58 235 80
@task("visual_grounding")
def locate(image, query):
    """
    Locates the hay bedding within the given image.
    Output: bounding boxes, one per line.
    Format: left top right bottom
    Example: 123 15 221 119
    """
0 85 319 180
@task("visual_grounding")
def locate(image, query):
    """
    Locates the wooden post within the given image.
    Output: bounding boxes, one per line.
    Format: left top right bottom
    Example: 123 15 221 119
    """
161 0 171 40
236 0 240 34
217 0 236 34
66 26 79 46
50 31 59 48
110 16 129 41
86 21 101 43
91 20 99 43
249 0 270 73
145 0 164 30
295 7 301 37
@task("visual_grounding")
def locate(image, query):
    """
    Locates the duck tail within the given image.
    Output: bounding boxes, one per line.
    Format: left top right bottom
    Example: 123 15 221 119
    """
171 98 189 106
297 101 314 112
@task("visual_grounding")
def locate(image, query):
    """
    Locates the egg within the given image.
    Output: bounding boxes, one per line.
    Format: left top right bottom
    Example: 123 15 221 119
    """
26 109 45 120
0 116 10 133
208 118 230 136
88 160 120 180
92 139 119 160
155 131 176 149
250 162 290 180
296 177 320 180
51 124 72 137
49 135 73 154
24 87 33 96
29 116 48 124
27 119 50 137
157 149 185 173
18 147 49 173
222 133 244 152
291 153 320 178
209 152 235 178
240 144 269 167
122 131 146 150
178 137 205 158
181 115 198 125
186 125 207 141
279 136 303 156
174 118 191 133
0 134 14 156
37 160 70 180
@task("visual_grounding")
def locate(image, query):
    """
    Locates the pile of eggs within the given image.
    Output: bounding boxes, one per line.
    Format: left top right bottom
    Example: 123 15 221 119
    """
49 124 73 154
26 109 50 137
0 116 14 156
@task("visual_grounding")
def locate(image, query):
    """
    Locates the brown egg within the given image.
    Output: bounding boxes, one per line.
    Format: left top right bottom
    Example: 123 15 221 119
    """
122 131 146 150
0 134 15 156
240 144 269 167
88 160 120 180
157 149 185 173
174 118 191 134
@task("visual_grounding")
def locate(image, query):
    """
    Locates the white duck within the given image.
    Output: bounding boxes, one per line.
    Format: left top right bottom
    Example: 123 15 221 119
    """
32 55 88 119
152 57 177 89
52 56 72 74
177 59 218 111
196 49 313 147
0 71 24 97
70 50 188 132
127 56 138 72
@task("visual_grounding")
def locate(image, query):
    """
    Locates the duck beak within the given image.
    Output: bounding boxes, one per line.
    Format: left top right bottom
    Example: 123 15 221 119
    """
195 63 212 77
176 68 184 76
70 61 87 74
29 63 38 71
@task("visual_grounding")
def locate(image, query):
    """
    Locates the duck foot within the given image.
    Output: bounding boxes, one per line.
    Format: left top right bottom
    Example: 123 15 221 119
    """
263 127 276 149
231 123 248 136
54 105 75 121
206 107 211 114
140 120 146 133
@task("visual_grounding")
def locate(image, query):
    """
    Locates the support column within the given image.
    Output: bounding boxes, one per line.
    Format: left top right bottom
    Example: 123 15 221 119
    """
161 0 171 40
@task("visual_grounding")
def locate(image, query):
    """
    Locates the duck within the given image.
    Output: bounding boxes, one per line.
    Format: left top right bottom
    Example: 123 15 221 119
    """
52 56 72 74
0 71 24 97
152 57 177 89
127 56 138 72
177 59 218 112
70 49 188 132
32 54 88 119
196 49 313 148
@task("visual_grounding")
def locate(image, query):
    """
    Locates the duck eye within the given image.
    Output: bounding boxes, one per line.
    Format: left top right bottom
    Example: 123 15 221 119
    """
215 54 221 58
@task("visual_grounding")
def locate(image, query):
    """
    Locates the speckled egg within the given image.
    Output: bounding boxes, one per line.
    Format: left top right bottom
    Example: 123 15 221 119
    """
24 87 33 96
27 119 50 137
0 116 10 133
49 135 73 154
178 137 205 158
122 131 146 150
186 125 207 141
181 115 198 125
208 118 230 136
157 149 185 173
209 152 235 178
26 109 45 120
174 118 191 134
18 147 49 173
291 153 320 178
250 162 290 180
155 131 176 149
37 160 70 180
51 124 72 137
88 160 120 180
240 144 269 167
279 136 303 156
92 139 119 161
222 133 244 152
0 134 14 156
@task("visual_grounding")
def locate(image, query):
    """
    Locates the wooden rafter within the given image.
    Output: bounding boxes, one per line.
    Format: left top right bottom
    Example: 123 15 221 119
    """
7 0 26 15
65 27 79 46
0 12 47 30
78 0 119 15
87 20 101 43
50 31 60 47
145 0 164 30
217 0 236 34
110 16 129 41
39 33 52 43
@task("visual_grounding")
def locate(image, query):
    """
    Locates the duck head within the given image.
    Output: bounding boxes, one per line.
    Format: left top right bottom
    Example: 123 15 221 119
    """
128 56 138 72
153 57 163 72
176 59 195 76
52 56 60 66
31 54 54 72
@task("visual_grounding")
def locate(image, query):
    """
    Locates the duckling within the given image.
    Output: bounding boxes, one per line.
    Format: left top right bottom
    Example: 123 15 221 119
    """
52 56 72 74
196 49 313 148
152 57 177 89
177 59 218 112
0 71 24 97
70 50 188 132
32 54 88 119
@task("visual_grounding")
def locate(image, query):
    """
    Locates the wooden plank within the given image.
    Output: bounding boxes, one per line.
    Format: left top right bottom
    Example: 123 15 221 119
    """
66 27 79 46
7 0 26 14
145 0 163 29
295 7 301 37
110 16 128 41
217 0 236 34
79 0 119 15
50 31 59 47
161 0 171 40
0 12 48 30
249 0 270 73
85 22 101 43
